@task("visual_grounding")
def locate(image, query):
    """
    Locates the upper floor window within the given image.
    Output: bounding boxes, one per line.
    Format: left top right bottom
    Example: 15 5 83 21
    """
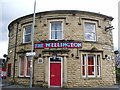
84 23 96 41
50 22 63 40
23 25 32 43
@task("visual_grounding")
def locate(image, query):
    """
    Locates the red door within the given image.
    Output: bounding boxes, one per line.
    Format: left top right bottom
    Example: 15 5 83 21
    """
50 63 61 88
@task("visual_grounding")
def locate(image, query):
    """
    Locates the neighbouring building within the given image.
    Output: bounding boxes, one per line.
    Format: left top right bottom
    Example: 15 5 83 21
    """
7 10 116 88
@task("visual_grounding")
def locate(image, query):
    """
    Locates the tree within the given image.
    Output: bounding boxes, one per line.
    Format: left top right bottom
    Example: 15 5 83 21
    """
114 50 119 54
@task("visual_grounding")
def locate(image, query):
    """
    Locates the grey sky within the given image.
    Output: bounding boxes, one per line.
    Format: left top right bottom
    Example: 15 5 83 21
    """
0 0 119 58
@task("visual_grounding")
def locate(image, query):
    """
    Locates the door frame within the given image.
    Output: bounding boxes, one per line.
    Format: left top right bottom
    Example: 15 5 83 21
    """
48 57 63 88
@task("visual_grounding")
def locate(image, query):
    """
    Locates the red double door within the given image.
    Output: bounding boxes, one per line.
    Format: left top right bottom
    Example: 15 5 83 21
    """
50 58 62 88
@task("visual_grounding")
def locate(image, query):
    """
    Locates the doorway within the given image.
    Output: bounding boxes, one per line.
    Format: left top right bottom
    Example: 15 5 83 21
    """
49 57 62 88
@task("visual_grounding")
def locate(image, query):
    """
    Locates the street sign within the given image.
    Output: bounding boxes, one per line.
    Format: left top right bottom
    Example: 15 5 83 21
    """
26 52 36 56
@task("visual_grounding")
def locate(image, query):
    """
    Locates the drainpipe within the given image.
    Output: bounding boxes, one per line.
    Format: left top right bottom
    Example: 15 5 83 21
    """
13 21 19 83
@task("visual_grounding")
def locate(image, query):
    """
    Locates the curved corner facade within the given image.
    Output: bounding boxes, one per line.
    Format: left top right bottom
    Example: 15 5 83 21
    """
7 10 116 88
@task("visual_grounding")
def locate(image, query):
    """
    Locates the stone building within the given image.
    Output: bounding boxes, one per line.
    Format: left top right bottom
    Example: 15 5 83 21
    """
7 10 116 88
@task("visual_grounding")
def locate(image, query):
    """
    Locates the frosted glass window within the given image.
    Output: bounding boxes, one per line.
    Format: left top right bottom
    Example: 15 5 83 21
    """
50 22 62 40
84 23 96 41
24 25 32 43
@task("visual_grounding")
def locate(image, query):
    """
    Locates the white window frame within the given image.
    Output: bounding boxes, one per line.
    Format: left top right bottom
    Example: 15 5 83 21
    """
87 55 96 77
81 53 101 78
84 22 96 41
19 56 31 77
25 56 31 77
19 56 25 77
82 54 87 77
23 25 32 43
96 55 101 77
50 21 63 40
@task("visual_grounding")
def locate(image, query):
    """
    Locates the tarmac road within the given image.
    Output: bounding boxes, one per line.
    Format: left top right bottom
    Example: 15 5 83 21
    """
1 79 120 90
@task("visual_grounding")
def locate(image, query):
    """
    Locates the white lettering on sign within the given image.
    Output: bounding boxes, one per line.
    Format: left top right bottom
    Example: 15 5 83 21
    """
34 42 82 49
102 47 112 50
26 52 36 56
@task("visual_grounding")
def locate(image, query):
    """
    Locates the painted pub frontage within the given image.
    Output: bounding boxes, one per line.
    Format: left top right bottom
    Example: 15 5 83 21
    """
6 10 116 88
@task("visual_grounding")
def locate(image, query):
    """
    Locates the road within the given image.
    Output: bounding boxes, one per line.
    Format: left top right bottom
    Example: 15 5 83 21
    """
1 79 120 90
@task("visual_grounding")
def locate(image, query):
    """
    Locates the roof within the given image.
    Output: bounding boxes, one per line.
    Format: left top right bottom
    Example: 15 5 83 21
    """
8 10 114 30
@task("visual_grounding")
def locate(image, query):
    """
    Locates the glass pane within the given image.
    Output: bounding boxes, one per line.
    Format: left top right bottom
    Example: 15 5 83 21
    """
82 55 86 65
51 31 55 39
97 55 100 76
26 57 31 76
85 23 95 33
20 56 24 76
88 66 94 75
51 30 62 39
24 25 32 34
85 33 96 41
88 55 94 65
25 34 31 42
50 57 61 62
97 66 99 76
51 22 62 30
7 64 11 77
82 66 85 76
57 31 62 39
82 55 86 76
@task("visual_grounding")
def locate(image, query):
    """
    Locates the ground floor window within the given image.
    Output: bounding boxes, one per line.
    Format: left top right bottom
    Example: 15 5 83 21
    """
19 56 31 77
7 63 11 77
82 53 101 77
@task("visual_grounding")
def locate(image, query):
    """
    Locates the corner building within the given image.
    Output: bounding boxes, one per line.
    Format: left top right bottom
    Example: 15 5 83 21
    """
7 10 116 88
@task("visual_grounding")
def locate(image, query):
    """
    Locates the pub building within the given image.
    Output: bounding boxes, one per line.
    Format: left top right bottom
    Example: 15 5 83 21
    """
7 10 116 88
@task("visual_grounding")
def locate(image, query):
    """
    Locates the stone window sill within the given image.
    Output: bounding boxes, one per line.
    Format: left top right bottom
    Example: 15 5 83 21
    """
82 77 102 80
17 76 30 78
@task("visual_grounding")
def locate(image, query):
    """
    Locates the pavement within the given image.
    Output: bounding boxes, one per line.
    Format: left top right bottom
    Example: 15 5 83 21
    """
1 79 120 90
2 79 29 88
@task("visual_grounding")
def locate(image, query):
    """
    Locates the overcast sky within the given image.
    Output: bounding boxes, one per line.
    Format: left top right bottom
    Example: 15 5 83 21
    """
0 0 119 58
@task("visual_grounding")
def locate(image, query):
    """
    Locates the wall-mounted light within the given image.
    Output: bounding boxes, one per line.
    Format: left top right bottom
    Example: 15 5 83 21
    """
105 55 111 61
71 54 74 57
105 26 114 31
52 52 57 60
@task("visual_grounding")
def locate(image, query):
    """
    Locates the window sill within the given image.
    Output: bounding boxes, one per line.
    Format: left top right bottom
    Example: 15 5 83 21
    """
17 76 30 78
82 77 102 80
19 42 31 46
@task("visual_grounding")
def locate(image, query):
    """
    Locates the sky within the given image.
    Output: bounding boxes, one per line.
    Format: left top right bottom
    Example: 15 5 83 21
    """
0 0 119 58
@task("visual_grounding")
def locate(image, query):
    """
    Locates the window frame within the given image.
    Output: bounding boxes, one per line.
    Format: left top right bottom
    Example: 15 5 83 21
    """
87 54 96 77
81 53 101 78
25 56 31 77
19 55 31 77
23 24 32 43
19 56 25 77
50 21 63 40
7 63 11 77
82 54 87 77
84 22 97 41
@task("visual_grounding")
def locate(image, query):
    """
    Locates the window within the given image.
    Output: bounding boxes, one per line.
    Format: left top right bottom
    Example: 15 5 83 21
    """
88 55 95 77
23 25 32 43
7 63 11 77
26 56 31 76
50 22 62 40
82 54 101 77
84 23 96 41
19 56 31 77
19 56 25 76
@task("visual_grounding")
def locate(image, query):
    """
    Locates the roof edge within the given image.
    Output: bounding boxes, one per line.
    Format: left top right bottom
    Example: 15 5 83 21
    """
8 10 113 30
